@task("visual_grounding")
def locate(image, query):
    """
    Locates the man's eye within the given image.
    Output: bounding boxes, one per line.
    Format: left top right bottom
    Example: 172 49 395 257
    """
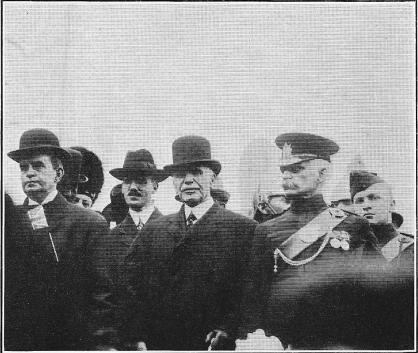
32 162 44 170
354 198 364 204
19 164 29 172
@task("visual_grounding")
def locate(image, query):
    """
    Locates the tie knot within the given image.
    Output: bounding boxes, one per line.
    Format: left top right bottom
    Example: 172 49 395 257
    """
186 212 197 228
137 220 144 231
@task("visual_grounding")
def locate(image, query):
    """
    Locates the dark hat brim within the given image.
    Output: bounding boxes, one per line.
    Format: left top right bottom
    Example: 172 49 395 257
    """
164 159 222 175
8 145 71 163
109 168 168 182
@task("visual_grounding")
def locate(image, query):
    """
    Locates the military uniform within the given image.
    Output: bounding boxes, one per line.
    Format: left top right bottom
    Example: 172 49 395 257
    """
240 195 376 343
239 133 377 347
349 170 414 277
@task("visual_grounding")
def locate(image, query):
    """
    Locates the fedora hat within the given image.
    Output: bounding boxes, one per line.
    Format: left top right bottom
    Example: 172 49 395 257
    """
164 135 221 175
109 149 168 182
8 128 70 162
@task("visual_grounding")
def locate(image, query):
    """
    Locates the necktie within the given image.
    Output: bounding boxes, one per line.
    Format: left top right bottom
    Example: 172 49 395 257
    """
137 219 144 231
186 212 197 229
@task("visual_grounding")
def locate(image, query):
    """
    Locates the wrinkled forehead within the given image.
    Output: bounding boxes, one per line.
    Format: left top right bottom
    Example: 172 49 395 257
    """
173 165 214 175
354 182 392 199
19 153 53 164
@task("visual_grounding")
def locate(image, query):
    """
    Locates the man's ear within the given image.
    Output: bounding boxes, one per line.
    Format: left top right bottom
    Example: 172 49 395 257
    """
55 168 64 183
318 167 328 184
153 181 159 191
389 199 396 212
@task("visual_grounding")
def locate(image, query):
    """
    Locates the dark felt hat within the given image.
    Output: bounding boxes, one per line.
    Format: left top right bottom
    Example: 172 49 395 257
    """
275 133 339 167
350 170 403 228
110 149 168 182
58 148 84 191
164 135 221 175
70 146 104 202
8 128 70 162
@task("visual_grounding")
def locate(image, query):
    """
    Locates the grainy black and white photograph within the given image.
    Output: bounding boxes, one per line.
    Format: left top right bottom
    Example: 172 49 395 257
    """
2 1 416 351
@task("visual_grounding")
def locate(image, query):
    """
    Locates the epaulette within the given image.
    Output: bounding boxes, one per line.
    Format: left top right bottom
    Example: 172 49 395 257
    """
381 232 414 262
399 232 414 239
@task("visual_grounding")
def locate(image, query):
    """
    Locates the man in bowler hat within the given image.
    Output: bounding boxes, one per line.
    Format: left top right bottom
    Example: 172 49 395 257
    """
238 133 377 349
350 170 414 271
6 129 113 350
123 136 257 350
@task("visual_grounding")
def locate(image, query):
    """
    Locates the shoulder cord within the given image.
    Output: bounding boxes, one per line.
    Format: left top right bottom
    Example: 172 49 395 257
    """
273 233 331 269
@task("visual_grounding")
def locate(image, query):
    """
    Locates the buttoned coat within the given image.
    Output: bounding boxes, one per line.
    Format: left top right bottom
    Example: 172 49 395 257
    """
108 208 163 280
122 203 257 350
4 193 113 350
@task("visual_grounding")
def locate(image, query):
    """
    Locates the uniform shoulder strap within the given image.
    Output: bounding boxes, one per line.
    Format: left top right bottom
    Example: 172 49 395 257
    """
381 232 414 262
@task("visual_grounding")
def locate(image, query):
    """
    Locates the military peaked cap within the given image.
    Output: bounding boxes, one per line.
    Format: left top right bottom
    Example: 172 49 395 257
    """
275 133 339 166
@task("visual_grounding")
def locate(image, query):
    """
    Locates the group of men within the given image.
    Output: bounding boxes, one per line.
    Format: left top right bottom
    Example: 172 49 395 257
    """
4 128 414 351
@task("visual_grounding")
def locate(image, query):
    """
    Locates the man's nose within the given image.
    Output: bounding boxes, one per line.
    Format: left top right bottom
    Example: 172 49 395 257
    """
25 165 37 177
282 171 292 179
129 181 141 189
183 173 195 184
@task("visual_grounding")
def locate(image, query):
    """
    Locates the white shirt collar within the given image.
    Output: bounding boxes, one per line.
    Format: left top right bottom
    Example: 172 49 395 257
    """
129 203 156 227
184 197 214 221
27 189 58 206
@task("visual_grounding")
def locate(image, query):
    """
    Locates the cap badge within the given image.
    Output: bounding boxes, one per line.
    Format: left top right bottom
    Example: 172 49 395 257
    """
282 142 293 160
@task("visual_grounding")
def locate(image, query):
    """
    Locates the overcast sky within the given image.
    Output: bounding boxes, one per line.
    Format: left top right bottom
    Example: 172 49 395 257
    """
3 2 415 232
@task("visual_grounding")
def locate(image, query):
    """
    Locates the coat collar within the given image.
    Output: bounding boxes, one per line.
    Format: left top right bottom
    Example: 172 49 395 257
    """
40 193 70 231
117 208 163 237
167 203 223 245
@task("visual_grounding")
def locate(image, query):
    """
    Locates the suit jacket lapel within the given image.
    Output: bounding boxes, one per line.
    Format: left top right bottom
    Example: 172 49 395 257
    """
118 214 139 245
41 193 69 232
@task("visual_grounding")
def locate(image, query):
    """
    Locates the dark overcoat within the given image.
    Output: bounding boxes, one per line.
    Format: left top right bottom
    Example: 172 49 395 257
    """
4 193 113 350
108 208 163 280
107 208 163 333
123 203 257 350
239 195 378 346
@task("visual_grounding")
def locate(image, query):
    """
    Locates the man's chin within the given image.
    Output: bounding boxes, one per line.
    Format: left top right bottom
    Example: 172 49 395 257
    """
181 195 204 207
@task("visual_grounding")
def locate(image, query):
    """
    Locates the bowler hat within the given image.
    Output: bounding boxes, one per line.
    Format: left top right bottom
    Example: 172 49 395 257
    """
110 149 168 182
8 128 70 162
164 135 221 175
275 133 339 167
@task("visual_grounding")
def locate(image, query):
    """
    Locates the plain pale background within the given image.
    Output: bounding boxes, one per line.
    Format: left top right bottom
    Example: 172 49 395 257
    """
3 2 416 233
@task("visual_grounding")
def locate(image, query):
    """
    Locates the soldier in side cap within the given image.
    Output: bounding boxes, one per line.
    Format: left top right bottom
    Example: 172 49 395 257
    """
350 170 414 271
238 133 377 349
6 129 113 350
122 136 257 350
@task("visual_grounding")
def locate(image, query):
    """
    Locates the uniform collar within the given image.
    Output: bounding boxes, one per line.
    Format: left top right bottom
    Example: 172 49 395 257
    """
129 203 155 226
290 194 327 214
184 197 214 221
27 189 58 206
371 223 398 246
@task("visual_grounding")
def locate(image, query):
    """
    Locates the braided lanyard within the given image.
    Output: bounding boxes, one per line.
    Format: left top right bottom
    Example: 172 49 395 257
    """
273 233 331 270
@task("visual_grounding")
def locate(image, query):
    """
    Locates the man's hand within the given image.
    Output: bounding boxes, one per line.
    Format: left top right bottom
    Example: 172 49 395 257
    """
134 341 147 351
235 329 284 351
205 329 234 350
